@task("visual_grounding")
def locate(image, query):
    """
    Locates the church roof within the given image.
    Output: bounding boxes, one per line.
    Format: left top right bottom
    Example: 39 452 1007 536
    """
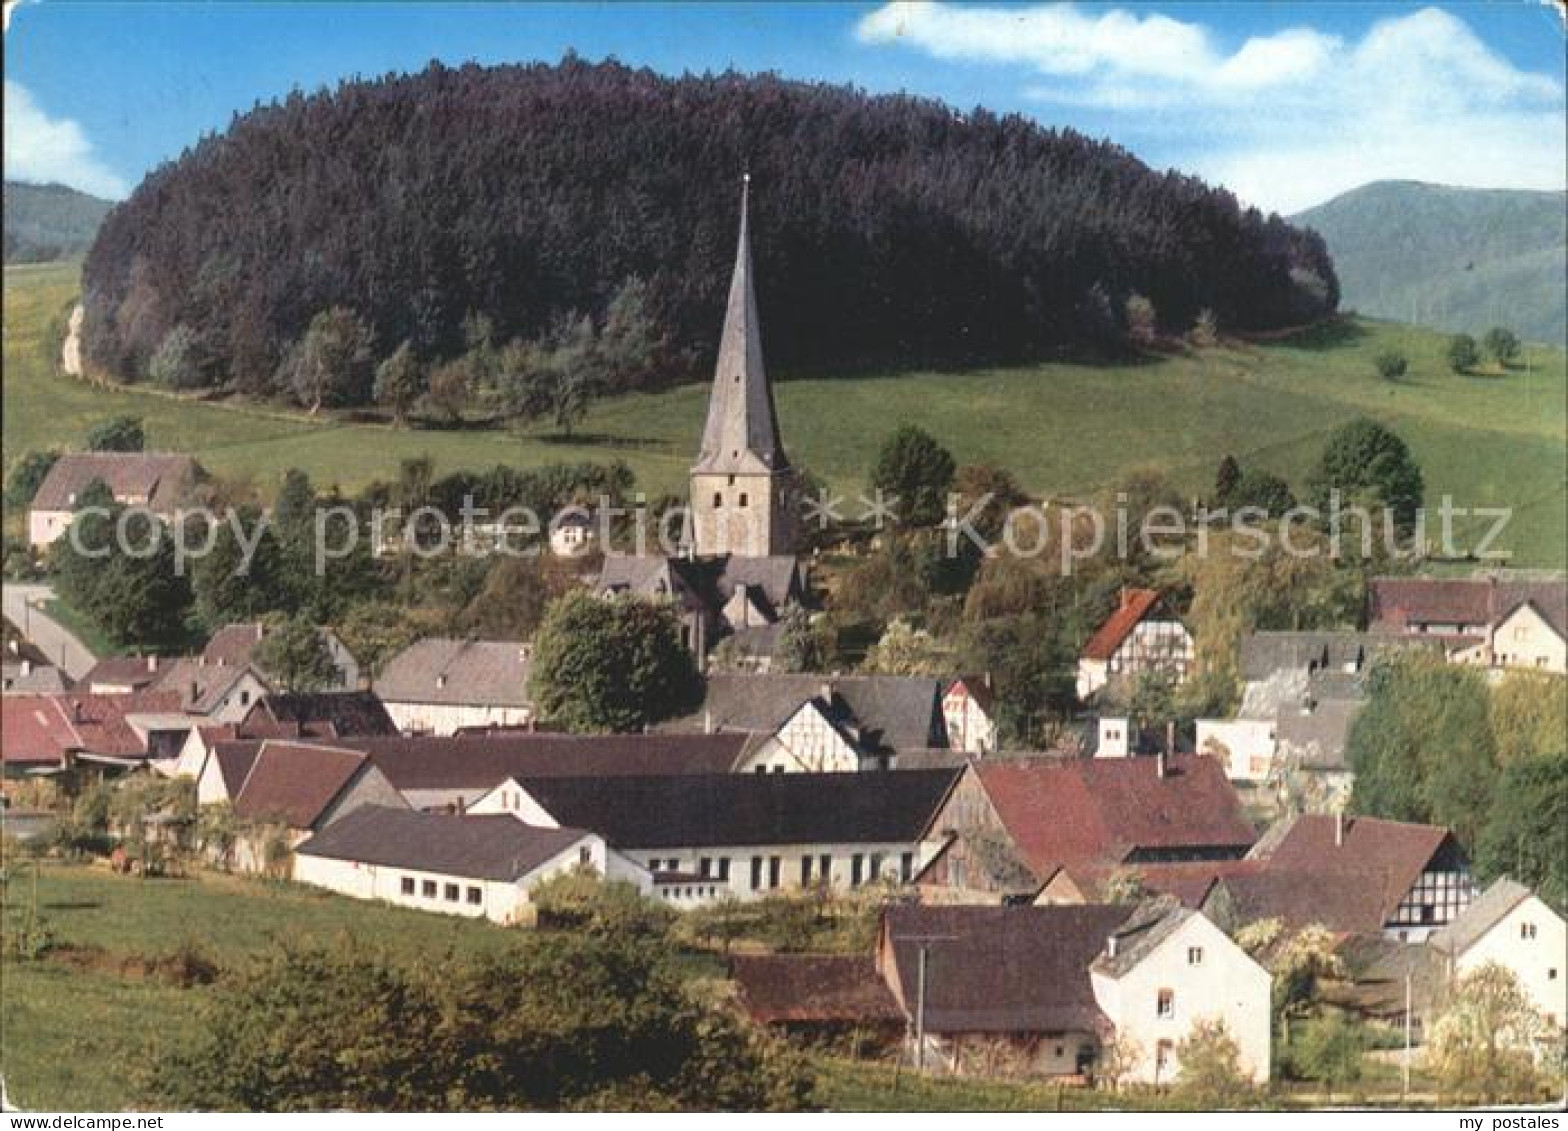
692 176 789 476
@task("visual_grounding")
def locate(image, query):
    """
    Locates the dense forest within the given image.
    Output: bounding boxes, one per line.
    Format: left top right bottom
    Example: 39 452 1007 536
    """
82 57 1338 401
4 181 112 263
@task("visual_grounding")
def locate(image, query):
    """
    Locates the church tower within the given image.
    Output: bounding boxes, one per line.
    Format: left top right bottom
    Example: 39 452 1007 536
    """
689 176 795 559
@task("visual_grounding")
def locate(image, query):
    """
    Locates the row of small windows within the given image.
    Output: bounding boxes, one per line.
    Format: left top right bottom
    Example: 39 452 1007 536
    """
711 492 750 508
400 876 482 906
646 852 916 890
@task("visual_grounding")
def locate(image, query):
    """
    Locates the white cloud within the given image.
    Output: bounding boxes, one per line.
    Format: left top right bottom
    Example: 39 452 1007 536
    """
4 80 129 199
856 3 1565 213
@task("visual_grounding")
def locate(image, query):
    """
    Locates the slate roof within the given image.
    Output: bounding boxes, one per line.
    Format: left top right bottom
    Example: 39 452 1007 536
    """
244 692 397 738
147 659 271 715
1081 589 1171 661
231 741 368 828
692 179 789 476
1207 867 1390 935
80 655 170 692
967 756 1256 878
1092 896 1191 978
374 638 532 708
597 554 803 622
1274 697 1364 771
517 768 960 850
330 732 756 791
1238 631 1443 682
294 804 590 882
1 661 72 694
1428 878 1538 957
682 674 949 754
1368 576 1567 637
30 453 196 513
730 955 904 1025
882 904 1131 1033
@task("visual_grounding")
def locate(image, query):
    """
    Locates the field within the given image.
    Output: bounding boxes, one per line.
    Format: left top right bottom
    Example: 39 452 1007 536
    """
4 262 1565 566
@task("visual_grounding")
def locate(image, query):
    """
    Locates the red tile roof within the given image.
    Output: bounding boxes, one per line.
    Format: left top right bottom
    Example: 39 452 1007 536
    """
1 695 81 766
30 453 196 513
1081 588 1166 661
971 755 1256 879
232 741 369 829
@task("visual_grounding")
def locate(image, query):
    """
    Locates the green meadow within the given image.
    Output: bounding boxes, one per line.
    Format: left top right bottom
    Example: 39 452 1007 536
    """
5 262 1564 566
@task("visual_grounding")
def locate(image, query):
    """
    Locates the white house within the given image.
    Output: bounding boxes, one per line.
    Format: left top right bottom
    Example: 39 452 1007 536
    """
292 804 651 924
27 452 197 548
1195 718 1277 782
1429 878 1567 1029
373 638 534 735
1076 589 1194 701
942 677 997 756
470 768 961 906
877 901 1271 1083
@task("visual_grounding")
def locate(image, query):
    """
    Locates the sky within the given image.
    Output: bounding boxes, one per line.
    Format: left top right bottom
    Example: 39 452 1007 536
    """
4 1 1565 213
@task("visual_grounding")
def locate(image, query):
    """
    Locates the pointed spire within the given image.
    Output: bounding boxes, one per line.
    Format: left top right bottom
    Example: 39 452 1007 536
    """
693 173 789 475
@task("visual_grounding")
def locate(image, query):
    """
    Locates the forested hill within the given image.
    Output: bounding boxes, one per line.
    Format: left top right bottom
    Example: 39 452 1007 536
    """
1293 180 1567 346
4 181 112 263
83 58 1337 398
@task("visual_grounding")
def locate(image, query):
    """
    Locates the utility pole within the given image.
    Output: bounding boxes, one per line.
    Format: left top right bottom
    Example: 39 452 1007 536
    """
901 933 955 1073
1402 970 1412 1100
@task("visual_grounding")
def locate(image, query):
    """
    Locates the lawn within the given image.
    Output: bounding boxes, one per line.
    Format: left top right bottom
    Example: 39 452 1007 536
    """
5 262 1565 566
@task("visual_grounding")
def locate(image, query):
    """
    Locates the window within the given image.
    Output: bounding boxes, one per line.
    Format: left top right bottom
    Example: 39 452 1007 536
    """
819 853 832 882
1521 922 1538 940
1155 1039 1173 1073
1157 989 1175 1019
1187 946 1204 966
579 845 592 865
422 880 437 898
900 852 914 883
869 853 884 880
768 856 781 889
851 854 864 886
750 856 763 891
800 856 813 885
738 493 749 507
466 886 482 905
444 883 460 902
718 858 731 881
700 857 713 878
240 690 251 706
712 493 723 508
400 877 415 896
1549 968 1559 981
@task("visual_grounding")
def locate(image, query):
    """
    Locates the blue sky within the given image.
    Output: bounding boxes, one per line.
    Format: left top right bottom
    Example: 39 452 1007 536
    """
5 1 1564 212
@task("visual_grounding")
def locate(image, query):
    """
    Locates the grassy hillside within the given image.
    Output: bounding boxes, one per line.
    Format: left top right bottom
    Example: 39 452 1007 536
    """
5 261 1565 566
1293 180 1567 347
3 181 112 264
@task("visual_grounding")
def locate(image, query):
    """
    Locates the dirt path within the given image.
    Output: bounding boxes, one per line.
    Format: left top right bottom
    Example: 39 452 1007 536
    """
60 303 83 376
1 582 97 678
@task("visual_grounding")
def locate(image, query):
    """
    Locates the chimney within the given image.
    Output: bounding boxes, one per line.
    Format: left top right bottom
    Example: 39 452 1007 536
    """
1334 811 1346 847
703 707 713 735
189 680 200 706
436 674 447 689
819 680 834 704
146 654 158 673
72 699 84 724
1165 720 1175 756
1156 750 1167 779
1119 586 1130 608
19 659 31 677
1106 934 1119 958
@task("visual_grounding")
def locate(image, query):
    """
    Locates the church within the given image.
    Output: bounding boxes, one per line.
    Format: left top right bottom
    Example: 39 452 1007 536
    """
597 178 807 663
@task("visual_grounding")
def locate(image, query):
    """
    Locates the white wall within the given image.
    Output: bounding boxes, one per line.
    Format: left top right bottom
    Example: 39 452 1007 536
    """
1091 913 1272 1085
732 702 864 773
384 701 533 737
1196 719 1277 782
1450 895 1568 1028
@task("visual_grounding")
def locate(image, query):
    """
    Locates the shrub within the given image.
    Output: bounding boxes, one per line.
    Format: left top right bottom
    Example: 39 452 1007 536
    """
1372 349 1407 381
1446 333 1480 373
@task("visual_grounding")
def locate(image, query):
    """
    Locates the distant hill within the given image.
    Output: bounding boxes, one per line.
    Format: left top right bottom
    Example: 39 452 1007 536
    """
4 181 113 263
1293 180 1566 346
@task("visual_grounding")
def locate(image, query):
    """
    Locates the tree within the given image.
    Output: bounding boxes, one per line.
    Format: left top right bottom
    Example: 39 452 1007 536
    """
598 276 671 393
1173 1018 1253 1106
1295 1010 1365 1099
84 414 145 452
459 555 579 641
1190 307 1219 347
529 592 701 732
861 618 949 676
1125 293 1158 345
1446 333 1480 374
1483 326 1520 365
252 615 339 692
1426 962 1552 1104
424 358 470 422
148 324 208 389
1489 671 1567 764
53 491 194 650
869 425 955 528
1214 454 1241 503
1372 350 1408 382
280 306 376 412
190 506 290 630
1093 1031 1143 1091
4 450 59 507
1475 754 1567 911
529 867 675 940
498 313 603 436
373 341 424 425
1308 418 1424 534
1226 469 1296 517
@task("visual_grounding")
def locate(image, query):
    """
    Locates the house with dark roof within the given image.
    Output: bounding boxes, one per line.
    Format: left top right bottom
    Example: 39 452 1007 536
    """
373 638 534 735
1205 813 1476 942
916 755 1256 904
1075 589 1193 701
1428 878 1566 1027
240 691 396 739
292 804 650 925
1368 575 1567 674
204 623 362 690
672 673 954 771
1 658 72 695
873 901 1270 1083
225 740 406 874
729 955 905 1048
27 452 198 547
469 768 961 905
83 655 272 722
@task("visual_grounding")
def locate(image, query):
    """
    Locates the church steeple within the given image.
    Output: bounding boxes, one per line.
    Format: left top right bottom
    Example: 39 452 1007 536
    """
693 174 789 476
